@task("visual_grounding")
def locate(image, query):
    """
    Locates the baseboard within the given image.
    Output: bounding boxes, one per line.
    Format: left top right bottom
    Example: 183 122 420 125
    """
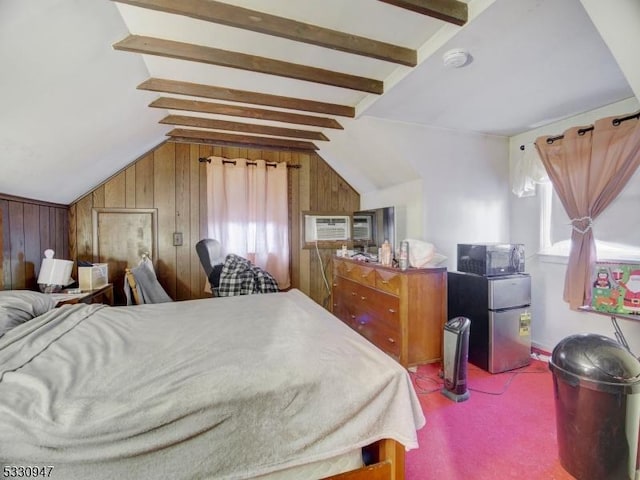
531 345 551 356
531 344 551 363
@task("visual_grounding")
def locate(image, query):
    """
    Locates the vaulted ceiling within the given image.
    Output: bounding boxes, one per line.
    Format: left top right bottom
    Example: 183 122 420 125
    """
111 0 469 152
0 0 635 204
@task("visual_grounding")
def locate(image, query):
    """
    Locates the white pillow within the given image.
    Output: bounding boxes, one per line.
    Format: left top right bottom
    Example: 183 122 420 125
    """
405 239 435 268
424 253 448 267
0 290 57 336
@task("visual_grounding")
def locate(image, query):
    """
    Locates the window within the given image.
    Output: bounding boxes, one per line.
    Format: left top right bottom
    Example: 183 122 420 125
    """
205 157 290 289
539 167 640 261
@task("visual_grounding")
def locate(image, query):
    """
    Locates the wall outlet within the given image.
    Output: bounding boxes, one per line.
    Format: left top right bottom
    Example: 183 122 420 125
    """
173 232 183 246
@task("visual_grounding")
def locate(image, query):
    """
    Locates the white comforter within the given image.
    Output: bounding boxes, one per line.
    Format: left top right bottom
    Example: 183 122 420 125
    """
0 290 425 479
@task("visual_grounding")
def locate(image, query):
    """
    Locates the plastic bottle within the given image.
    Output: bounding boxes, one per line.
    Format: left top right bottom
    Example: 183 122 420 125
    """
399 240 409 270
381 240 392 266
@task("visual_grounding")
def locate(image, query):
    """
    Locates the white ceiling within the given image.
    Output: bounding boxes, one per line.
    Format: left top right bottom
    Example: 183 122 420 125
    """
365 0 634 135
0 0 635 204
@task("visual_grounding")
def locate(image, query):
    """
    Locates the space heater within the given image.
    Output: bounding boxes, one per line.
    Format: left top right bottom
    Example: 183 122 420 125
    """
441 316 471 402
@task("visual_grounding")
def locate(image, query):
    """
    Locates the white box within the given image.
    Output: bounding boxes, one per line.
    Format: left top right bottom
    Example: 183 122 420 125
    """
78 264 108 291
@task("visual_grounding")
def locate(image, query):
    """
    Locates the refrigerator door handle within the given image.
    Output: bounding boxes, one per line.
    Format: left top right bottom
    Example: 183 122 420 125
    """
490 305 530 312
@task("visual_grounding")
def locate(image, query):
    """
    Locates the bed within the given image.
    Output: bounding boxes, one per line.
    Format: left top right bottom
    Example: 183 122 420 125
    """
0 289 425 480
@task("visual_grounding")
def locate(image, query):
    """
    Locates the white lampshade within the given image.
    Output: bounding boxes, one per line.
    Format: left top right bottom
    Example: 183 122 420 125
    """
37 249 73 293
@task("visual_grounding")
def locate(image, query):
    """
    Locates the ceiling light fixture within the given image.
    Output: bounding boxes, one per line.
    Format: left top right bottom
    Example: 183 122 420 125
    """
442 48 471 68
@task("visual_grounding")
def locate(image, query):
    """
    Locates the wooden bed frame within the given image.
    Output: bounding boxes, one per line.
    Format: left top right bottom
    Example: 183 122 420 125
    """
324 439 404 480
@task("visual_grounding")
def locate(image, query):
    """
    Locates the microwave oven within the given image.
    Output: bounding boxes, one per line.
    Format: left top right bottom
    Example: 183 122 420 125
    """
457 243 525 276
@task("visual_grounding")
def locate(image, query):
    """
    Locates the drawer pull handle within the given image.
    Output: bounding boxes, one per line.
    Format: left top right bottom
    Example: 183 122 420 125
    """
361 296 367 301
351 292 357 296
387 337 396 343
361 274 367 278
381 280 389 284
388 308 396 313
359 320 366 325
350 315 356 319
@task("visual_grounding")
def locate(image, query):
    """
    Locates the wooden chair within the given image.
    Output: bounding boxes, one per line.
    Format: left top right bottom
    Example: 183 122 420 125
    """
124 268 142 305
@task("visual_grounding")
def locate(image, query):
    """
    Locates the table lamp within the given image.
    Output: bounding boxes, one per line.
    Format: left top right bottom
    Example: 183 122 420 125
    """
37 249 73 293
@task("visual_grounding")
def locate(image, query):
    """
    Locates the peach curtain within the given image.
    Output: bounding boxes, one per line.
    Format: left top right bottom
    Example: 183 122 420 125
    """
535 112 640 309
206 157 290 289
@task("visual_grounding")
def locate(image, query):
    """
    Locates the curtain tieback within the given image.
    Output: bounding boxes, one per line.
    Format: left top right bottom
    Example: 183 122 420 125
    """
570 216 593 234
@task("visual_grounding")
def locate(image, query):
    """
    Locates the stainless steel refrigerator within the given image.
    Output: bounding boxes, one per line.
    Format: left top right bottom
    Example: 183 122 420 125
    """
447 271 532 373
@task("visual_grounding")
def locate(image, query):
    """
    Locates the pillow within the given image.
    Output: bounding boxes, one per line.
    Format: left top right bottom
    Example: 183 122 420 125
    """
424 253 448 267
0 290 57 336
405 239 435 268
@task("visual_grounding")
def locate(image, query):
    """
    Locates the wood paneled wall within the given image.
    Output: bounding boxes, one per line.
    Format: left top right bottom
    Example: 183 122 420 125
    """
69 141 359 306
0 195 69 290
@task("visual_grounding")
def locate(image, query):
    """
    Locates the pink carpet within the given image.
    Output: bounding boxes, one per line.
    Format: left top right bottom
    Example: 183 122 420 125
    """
405 360 575 480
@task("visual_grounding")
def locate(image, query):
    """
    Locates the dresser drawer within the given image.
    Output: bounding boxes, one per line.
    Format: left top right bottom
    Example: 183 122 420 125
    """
332 283 350 321
334 277 400 328
337 278 368 304
333 278 363 328
346 263 376 287
354 317 401 359
376 270 402 296
333 258 349 277
358 289 400 328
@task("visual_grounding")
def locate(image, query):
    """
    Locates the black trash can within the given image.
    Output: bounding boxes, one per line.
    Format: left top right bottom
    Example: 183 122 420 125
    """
549 333 640 480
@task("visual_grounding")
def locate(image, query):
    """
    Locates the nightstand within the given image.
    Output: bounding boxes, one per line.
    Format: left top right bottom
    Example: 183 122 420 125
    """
56 284 114 306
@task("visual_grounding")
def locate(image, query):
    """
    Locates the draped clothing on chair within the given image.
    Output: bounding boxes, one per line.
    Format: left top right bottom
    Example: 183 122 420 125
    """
217 254 279 297
124 256 173 305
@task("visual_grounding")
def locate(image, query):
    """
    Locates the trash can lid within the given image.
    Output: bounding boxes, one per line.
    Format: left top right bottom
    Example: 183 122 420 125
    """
550 333 640 385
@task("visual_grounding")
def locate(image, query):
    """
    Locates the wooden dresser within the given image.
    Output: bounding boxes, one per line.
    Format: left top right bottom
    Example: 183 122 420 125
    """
332 256 447 368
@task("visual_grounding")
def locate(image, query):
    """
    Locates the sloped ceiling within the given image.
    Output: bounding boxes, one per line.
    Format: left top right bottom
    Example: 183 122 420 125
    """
0 0 635 204
0 0 168 203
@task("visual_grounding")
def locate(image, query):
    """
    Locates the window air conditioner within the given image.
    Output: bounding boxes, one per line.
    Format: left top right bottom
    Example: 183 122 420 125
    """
304 215 351 242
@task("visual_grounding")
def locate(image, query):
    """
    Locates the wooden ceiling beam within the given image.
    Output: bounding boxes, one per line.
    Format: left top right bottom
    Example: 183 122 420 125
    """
167 128 318 151
170 136 312 153
160 114 329 141
378 0 468 26
149 97 343 130
138 78 354 118
112 0 417 66
114 35 383 94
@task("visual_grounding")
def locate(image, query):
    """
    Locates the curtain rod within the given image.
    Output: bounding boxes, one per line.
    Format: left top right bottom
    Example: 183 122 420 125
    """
519 111 640 150
545 111 640 144
545 126 594 145
198 157 301 169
